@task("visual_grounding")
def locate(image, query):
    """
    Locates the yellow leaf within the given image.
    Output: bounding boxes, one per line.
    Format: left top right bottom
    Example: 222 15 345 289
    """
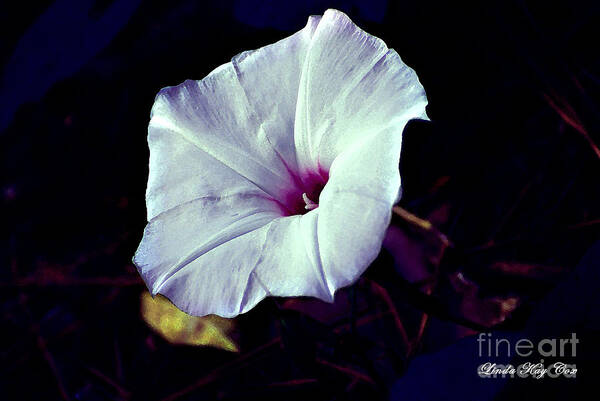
140 292 238 352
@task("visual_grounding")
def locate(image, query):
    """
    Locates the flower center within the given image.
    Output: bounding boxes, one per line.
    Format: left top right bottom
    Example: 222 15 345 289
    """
279 171 328 216
302 193 318 210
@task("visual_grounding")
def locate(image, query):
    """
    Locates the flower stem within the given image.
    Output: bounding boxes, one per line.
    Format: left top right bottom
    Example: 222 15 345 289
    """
391 206 451 248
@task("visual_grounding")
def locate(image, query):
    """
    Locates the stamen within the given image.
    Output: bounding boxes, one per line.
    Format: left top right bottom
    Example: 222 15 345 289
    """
302 192 318 210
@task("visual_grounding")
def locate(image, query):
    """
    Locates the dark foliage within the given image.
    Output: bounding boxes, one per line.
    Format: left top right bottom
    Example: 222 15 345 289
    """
1 1 598 400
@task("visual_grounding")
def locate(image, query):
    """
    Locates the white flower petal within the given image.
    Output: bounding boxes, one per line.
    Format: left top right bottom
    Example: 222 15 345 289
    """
253 212 333 301
231 15 321 175
134 195 282 317
317 125 405 295
144 226 272 318
145 123 269 220
149 71 292 202
294 9 428 177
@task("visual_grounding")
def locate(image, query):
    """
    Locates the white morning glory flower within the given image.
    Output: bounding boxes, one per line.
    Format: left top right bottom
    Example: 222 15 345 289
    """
134 9 428 317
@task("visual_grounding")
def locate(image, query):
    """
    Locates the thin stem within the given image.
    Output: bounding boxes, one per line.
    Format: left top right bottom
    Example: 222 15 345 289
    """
392 206 452 248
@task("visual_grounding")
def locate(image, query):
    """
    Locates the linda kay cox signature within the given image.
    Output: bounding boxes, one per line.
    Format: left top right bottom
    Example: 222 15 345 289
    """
478 361 578 379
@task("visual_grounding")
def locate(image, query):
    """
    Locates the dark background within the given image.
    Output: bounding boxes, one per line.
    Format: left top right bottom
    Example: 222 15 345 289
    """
1 1 599 400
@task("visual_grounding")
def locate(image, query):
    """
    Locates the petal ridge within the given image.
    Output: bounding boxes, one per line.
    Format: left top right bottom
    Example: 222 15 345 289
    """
152 210 275 295
150 93 290 200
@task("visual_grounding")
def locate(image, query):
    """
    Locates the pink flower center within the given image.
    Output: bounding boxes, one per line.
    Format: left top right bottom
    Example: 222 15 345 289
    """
279 168 328 216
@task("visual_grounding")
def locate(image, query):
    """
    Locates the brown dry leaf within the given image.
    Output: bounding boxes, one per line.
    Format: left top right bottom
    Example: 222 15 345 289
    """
140 292 238 352
449 272 519 328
